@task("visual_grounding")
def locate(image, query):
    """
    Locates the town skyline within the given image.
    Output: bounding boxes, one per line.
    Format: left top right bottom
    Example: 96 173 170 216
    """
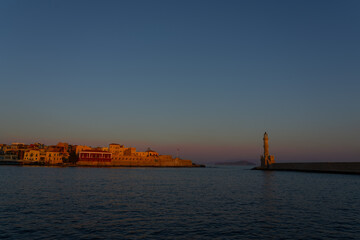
1 1 359 163
0 141 200 167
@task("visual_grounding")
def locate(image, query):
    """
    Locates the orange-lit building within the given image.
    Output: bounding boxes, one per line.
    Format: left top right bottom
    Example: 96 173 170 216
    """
77 150 112 166
0 141 198 167
0 144 6 152
107 143 193 167
45 151 63 164
109 143 126 160
75 145 92 154
23 150 41 162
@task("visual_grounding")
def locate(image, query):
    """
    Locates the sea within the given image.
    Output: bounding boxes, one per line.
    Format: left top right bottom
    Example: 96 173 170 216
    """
0 165 360 239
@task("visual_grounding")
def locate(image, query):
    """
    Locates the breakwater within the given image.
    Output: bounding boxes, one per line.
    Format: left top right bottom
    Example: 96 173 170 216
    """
254 162 360 174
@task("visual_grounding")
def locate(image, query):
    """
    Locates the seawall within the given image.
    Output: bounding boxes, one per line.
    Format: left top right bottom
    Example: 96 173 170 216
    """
254 162 360 174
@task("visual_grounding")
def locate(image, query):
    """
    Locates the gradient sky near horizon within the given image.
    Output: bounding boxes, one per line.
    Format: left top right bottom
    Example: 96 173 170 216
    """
1 0 359 163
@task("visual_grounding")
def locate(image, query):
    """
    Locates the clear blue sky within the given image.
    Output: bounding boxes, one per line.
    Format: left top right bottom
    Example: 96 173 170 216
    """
1 0 359 163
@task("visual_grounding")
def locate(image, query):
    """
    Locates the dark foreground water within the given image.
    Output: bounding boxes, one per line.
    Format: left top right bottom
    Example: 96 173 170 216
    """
1 166 360 239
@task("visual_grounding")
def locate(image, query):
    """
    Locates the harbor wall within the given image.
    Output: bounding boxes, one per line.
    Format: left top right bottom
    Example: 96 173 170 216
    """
264 162 360 174
1 158 198 167
76 157 195 167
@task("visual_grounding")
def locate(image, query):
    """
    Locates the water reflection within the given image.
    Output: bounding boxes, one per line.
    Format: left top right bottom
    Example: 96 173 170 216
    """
0 166 360 239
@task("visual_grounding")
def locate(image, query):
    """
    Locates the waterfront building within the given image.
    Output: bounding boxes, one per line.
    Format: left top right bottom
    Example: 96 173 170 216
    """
0 144 6 151
110 144 160 159
107 143 193 167
48 143 69 161
56 142 69 151
45 151 63 164
47 146 65 156
0 141 198 167
1 144 26 160
109 144 126 160
133 148 159 157
32 143 45 149
75 145 92 154
24 150 41 162
3 143 27 153
145 148 159 157
101 147 109 152
4 144 17 152
124 147 136 156
0 151 19 161
77 150 112 166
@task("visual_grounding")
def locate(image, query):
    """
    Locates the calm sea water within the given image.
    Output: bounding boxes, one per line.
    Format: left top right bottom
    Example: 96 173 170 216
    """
1 166 360 239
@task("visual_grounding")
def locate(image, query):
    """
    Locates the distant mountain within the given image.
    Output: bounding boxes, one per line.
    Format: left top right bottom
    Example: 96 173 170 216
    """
215 160 256 166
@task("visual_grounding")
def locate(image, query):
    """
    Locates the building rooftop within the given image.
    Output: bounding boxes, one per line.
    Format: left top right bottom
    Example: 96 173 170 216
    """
80 150 109 153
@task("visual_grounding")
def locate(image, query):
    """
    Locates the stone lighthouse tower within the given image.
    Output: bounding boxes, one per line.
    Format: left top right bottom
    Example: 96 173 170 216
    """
260 132 275 168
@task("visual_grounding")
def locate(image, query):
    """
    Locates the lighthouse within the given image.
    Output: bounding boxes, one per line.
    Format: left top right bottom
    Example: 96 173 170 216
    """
260 132 275 168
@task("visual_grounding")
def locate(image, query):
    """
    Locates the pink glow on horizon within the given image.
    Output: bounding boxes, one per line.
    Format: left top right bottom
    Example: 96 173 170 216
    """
1 137 358 164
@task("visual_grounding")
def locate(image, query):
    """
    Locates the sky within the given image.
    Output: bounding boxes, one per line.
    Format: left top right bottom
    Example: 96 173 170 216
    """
1 0 359 163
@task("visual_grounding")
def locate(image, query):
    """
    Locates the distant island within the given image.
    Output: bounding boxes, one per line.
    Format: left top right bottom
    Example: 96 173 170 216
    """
215 160 256 166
